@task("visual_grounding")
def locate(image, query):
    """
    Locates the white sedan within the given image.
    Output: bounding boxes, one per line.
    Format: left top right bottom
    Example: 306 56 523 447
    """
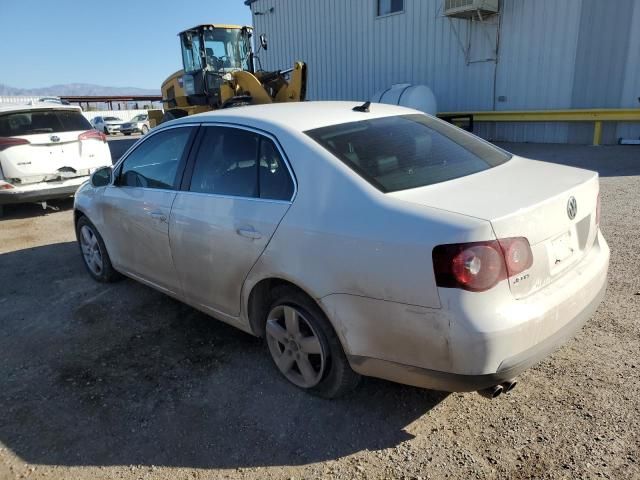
73 102 609 398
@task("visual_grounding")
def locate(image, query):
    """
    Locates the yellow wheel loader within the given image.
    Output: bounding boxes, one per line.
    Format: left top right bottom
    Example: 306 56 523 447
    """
149 25 307 127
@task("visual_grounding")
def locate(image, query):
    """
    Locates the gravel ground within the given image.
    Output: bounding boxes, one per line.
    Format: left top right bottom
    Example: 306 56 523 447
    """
0 143 638 480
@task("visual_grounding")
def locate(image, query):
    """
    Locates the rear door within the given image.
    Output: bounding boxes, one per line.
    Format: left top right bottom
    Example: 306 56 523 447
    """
170 125 295 317
101 125 197 294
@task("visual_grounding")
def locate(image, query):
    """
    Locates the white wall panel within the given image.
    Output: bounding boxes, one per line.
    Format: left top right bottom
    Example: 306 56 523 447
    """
248 0 640 144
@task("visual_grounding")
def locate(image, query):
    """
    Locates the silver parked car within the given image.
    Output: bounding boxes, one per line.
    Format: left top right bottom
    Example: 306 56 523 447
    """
120 114 150 136
74 102 609 398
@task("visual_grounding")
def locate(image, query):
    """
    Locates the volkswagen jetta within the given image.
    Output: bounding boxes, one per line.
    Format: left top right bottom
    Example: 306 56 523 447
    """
73 102 609 398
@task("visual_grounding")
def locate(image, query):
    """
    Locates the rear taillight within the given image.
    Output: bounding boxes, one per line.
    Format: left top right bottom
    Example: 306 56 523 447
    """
433 237 533 292
0 180 15 190
595 192 601 228
78 130 107 143
0 137 30 151
498 237 534 278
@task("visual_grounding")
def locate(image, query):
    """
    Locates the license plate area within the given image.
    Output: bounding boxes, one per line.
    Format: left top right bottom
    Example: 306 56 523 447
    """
549 230 577 274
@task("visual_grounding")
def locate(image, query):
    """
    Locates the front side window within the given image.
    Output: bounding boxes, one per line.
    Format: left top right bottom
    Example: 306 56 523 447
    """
377 0 404 16
306 114 511 193
118 127 192 190
0 109 92 136
189 127 293 201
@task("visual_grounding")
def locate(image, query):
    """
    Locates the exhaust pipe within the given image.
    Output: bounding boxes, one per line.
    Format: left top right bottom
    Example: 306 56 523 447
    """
479 384 503 399
501 379 518 393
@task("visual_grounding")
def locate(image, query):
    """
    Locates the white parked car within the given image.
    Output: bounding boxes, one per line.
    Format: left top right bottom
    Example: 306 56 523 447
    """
91 116 124 135
120 114 150 136
73 102 609 398
0 103 112 216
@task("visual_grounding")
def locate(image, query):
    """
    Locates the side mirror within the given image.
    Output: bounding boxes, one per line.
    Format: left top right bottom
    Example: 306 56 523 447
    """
91 166 112 187
260 34 268 51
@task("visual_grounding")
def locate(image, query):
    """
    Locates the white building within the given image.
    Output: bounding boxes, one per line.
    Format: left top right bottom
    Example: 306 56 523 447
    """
245 0 640 144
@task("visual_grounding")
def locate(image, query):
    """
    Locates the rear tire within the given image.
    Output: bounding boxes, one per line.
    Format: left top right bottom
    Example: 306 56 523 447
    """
264 286 360 398
76 216 122 283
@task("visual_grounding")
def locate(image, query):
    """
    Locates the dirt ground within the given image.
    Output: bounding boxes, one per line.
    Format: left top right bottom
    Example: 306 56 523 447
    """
0 143 638 480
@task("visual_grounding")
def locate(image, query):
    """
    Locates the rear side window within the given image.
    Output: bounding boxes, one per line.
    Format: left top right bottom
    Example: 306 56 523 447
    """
118 127 192 190
188 126 294 201
0 109 92 136
259 138 295 201
190 127 259 197
306 114 511 193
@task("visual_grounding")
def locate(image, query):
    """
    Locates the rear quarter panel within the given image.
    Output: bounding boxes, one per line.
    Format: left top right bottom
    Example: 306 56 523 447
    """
242 129 496 312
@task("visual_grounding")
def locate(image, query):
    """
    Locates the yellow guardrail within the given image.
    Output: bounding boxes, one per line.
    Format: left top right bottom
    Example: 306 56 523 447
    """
438 109 640 146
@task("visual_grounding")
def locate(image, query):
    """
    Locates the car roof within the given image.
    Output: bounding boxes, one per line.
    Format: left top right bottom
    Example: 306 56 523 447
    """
0 102 82 114
172 101 424 134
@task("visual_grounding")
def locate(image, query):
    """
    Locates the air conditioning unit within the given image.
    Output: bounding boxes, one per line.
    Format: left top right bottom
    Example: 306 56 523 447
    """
444 0 499 19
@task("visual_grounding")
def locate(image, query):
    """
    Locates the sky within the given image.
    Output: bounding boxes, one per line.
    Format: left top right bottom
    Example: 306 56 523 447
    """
0 0 252 90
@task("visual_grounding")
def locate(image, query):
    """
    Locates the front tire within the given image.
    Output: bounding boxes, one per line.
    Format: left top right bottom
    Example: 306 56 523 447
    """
103 127 109 135
76 216 121 283
141 125 149 135
265 286 360 398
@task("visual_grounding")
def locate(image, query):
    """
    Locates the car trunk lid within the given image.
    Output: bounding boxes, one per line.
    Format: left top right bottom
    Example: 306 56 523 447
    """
389 156 600 298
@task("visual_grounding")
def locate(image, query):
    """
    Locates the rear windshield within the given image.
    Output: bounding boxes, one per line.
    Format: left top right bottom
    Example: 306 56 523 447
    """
306 114 511 193
0 109 92 136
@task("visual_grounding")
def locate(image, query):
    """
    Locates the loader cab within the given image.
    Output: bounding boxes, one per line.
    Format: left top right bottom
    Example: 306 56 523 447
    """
179 24 253 107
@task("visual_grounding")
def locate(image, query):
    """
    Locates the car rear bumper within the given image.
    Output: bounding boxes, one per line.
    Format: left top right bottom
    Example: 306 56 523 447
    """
0 177 88 205
347 276 606 391
324 231 609 392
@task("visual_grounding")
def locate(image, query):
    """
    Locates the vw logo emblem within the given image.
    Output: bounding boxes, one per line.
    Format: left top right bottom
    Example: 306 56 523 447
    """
50 135 60 143
567 196 578 220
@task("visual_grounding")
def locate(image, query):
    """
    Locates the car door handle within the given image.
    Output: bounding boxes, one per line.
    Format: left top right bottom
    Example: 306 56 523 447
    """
149 211 167 222
236 227 262 240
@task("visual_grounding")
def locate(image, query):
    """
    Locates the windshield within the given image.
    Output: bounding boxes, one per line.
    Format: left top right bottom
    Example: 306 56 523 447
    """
0 109 91 136
132 115 147 122
203 29 249 72
306 114 512 193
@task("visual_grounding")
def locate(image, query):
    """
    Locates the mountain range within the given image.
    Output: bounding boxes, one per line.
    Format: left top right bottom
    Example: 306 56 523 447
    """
0 83 160 97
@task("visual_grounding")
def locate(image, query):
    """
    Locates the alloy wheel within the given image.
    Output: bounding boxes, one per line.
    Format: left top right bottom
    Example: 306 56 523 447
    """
266 305 326 388
79 225 103 276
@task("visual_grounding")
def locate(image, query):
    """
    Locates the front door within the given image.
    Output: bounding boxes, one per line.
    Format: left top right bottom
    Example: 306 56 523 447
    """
170 126 295 316
101 125 196 294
